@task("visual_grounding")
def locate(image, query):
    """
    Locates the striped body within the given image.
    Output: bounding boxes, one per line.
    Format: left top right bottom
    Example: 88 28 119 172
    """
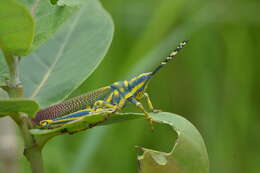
39 108 114 128
37 41 188 129
39 109 94 128
38 73 150 129
94 72 153 110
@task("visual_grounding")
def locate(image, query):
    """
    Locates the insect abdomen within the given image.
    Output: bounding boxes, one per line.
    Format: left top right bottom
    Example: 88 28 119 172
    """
33 86 111 124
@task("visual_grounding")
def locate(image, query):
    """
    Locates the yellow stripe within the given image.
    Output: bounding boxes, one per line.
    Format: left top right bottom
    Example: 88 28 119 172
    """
130 76 137 83
119 87 125 93
124 80 129 87
114 82 119 86
118 97 125 109
130 73 150 83
125 81 145 99
105 93 113 102
114 90 119 96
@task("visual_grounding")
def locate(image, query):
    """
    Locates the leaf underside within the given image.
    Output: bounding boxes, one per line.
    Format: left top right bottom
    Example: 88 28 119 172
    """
21 0 114 108
20 0 79 50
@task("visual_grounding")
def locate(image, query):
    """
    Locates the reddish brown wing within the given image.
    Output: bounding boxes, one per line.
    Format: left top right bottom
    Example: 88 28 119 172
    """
32 86 111 124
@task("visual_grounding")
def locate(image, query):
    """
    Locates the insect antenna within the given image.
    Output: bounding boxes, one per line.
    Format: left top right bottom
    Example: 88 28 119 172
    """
151 40 188 76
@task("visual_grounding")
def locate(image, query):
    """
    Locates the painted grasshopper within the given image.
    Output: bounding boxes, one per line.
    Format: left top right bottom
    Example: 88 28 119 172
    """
34 40 188 129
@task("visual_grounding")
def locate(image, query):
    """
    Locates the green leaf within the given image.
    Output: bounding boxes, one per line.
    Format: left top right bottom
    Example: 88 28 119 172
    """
0 0 35 56
30 111 208 172
138 112 209 173
20 0 114 107
0 99 39 117
21 0 81 50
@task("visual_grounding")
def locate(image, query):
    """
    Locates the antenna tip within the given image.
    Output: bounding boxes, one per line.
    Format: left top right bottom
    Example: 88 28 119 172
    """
182 40 189 45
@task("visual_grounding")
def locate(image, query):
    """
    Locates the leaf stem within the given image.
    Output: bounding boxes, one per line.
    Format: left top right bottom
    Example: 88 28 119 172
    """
2 51 22 97
24 146 44 173
2 50 45 173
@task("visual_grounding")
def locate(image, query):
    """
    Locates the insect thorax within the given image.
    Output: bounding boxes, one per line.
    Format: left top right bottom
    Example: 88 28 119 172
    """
108 72 152 101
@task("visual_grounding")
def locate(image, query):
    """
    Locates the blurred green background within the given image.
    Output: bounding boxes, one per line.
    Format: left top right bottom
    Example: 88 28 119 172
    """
10 0 260 172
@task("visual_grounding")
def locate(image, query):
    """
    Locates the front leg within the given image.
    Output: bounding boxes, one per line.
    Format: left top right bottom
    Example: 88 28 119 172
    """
143 93 161 113
128 97 154 130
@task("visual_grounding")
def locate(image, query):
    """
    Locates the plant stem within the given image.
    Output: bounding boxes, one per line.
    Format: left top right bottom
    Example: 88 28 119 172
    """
24 144 44 173
3 51 22 98
12 114 45 173
3 51 45 173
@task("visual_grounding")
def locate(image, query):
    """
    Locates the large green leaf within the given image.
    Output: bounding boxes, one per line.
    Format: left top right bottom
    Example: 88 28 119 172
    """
20 0 114 107
0 0 34 56
20 0 83 51
138 112 209 173
0 99 39 117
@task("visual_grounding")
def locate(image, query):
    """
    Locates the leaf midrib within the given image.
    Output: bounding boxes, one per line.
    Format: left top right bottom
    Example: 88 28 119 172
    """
30 8 84 98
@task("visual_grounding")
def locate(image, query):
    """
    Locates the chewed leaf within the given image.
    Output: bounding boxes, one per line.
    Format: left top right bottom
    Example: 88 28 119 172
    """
0 99 39 117
138 112 209 173
0 0 34 56
31 111 208 173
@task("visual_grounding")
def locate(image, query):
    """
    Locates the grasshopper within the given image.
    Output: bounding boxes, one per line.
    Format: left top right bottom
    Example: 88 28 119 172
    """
35 40 188 129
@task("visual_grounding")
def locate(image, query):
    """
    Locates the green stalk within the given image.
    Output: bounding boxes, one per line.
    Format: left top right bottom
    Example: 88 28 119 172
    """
3 50 45 173
3 51 22 97
24 147 44 173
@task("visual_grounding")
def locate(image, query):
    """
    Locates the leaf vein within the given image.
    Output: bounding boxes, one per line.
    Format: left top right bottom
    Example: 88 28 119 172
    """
30 10 84 98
